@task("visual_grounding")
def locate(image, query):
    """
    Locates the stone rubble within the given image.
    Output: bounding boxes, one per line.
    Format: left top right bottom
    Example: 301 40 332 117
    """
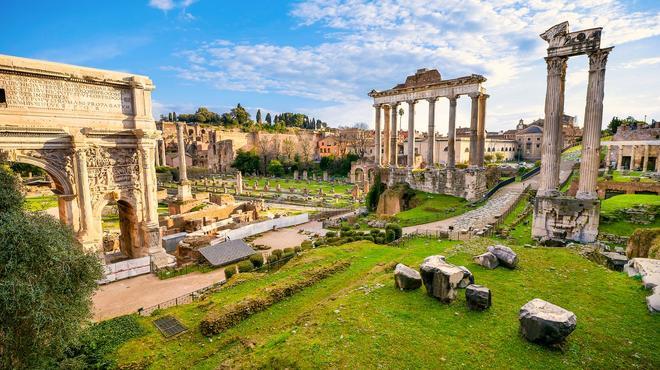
473 251 499 269
393 263 422 291
419 255 465 303
487 245 519 269
457 266 475 288
625 258 660 313
519 298 577 345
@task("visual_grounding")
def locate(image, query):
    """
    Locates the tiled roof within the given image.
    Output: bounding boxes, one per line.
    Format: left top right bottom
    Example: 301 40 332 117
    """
199 239 255 266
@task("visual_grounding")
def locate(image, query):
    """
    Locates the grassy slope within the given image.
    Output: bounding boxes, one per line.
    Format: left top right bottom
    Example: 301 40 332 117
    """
23 195 58 211
599 194 660 235
112 239 659 369
395 191 470 227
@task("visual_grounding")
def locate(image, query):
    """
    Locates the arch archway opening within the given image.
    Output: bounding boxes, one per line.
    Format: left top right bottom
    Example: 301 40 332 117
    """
101 199 140 263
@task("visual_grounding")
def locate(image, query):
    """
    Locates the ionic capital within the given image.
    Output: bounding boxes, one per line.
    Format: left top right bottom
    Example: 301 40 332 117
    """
588 47 613 72
545 56 568 76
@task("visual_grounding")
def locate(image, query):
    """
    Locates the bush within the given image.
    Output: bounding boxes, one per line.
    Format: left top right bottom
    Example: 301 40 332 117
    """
294 245 302 253
283 247 295 255
238 260 254 273
370 229 382 236
224 266 236 279
341 225 351 232
300 240 313 250
326 231 337 238
271 249 283 260
363 236 375 242
249 253 264 268
341 230 353 237
385 229 396 243
385 223 402 240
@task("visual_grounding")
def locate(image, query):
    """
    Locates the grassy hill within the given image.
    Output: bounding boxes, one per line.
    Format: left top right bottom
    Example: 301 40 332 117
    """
87 238 659 369
600 194 660 236
394 191 471 226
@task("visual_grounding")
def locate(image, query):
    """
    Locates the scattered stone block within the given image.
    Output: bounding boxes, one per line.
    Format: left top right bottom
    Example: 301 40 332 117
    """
473 252 499 269
488 245 518 269
465 284 491 311
419 256 463 303
647 292 660 313
457 266 474 288
519 298 577 345
539 237 566 248
394 263 422 291
599 251 628 272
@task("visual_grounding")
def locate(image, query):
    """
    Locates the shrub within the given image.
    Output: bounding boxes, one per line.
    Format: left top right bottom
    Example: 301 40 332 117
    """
238 260 254 273
300 240 312 250
363 236 375 242
283 247 295 255
271 249 283 260
370 229 382 236
341 224 351 232
385 229 396 243
341 230 353 237
249 253 264 268
294 245 302 253
386 223 402 240
326 231 337 238
224 266 236 279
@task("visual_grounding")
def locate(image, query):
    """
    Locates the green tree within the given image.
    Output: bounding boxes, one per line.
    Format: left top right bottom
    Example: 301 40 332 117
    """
267 159 284 177
256 109 262 124
366 172 386 211
265 112 272 125
231 103 251 126
0 165 103 369
231 150 260 175
608 116 624 134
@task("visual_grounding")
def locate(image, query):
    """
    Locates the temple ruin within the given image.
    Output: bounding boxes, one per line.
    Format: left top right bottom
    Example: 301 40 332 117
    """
532 22 613 244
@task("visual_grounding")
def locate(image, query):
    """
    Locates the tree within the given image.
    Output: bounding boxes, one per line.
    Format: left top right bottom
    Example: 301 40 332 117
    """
265 113 272 125
366 172 386 211
231 103 251 126
256 109 262 124
0 165 103 369
608 116 624 134
484 154 494 163
495 152 504 162
231 150 260 175
267 159 284 177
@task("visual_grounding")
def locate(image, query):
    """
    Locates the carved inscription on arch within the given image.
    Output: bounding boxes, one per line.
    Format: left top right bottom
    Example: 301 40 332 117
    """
86 146 141 194
0 73 133 114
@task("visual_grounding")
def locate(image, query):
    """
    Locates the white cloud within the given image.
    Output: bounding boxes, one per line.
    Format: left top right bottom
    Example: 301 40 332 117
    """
165 0 660 128
148 0 198 19
623 57 660 69
149 0 175 11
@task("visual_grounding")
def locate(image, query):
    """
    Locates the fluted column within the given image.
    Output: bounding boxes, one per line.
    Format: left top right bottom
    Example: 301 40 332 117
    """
605 144 611 171
176 121 188 181
538 56 567 196
383 105 391 166
373 103 382 166
617 145 623 170
447 95 458 168
468 93 480 167
427 97 437 166
72 137 94 245
390 103 399 166
577 49 611 200
477 94 489 167
159 139 166 166
406 100 417 168
643 144 649 171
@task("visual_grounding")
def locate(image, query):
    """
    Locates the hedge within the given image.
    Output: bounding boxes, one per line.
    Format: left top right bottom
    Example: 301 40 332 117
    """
224 266 236 279
237 260 254 273
249 253 264 268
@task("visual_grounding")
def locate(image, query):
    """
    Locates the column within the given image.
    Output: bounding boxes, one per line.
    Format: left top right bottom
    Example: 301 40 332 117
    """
538 56 567 196
176 121 188 181
427 97 437 166
406 100 417 168
643 144 649 172
617 145 623 170
137 134 159 224
390 103 399 166
159 139 166 166
72 141 94 244
447 94 458 168
605 144 611 171
577 49 611 200
468 93 480 166
477 94 489 167
373 104 382 166
383 105 391 166
630 145 636 170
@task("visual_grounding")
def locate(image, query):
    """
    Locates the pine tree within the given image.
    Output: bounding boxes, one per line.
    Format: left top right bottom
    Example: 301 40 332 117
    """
265 113 272 125
256 109 262 124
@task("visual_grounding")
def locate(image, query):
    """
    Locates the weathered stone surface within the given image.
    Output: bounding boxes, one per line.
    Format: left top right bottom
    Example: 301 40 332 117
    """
473 252 499 269
394 263 422 291
599 251 628 272
419 256 464 303
457 266 475 288
465 284 491 311
646 292 660 313
539 236 566 248
519 299 577 345
487 245 518 269
626 228 660 260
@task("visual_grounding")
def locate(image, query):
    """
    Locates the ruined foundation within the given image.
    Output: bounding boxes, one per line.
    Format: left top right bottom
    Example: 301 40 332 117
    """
385 167 487 201
532 195 600 243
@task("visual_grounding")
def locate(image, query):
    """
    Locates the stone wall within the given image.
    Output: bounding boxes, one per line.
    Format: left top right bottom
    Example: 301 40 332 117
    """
384 167 486 201
532 196 600 243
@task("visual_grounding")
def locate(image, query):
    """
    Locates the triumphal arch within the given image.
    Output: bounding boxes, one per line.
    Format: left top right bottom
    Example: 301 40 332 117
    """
0 55 173 267
532 22 613 243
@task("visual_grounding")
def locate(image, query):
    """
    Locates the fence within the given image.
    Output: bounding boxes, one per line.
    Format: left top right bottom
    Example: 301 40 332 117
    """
138 279 226 316
521 166 540 180
214 213 310 242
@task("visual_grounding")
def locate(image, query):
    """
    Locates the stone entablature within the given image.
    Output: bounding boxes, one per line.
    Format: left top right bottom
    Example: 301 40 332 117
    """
385 167 487 201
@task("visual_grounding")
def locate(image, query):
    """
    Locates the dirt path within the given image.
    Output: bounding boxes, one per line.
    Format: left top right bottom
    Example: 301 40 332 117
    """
93 268 226 321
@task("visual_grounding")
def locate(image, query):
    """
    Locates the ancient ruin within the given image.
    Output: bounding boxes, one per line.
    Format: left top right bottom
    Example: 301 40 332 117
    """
532 22 613 244
0 55 173 267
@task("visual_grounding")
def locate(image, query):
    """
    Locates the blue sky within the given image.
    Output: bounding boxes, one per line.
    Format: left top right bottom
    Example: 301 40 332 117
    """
2 0 660 132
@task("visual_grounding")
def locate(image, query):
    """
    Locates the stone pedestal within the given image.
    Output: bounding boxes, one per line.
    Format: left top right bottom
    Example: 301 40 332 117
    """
532 195 600 243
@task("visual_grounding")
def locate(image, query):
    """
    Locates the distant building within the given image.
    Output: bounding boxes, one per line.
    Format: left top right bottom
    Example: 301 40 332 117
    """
513 115 582 161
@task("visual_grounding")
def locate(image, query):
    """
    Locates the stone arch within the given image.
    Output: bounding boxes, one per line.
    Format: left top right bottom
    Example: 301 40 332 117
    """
354 167 365 183
14 153 74 195
93 191 144 259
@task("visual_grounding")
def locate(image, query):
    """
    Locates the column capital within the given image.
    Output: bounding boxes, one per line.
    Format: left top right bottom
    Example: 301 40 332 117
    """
468 92 480 100
406 99 418 105
545 56 568 76
426 97 438 104
389 102 399 109
588 47 613 72
479 93 490 100
372 103 382 108
447 93 459 102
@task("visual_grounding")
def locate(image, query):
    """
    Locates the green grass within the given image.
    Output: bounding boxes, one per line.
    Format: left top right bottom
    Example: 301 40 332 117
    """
599 194 660 235
106 238 659 369
600 171 655 183
395 191 470 227
23 195 58 212
102 213 120 231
